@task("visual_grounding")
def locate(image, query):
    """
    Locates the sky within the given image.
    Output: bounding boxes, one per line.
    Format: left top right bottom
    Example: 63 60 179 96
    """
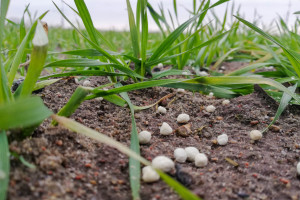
6 0 300 31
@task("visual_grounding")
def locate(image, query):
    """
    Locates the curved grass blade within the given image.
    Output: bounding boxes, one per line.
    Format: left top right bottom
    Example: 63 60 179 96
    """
0 96 52 130
60 49 122 57
126 0 139 58
226 63 275 76
187 76 300 103
45 59 144 79
33 78 61 91
262 84 297 133
40 70 126 80
211 47 240 70
151 69 192 80
117 83 140 200
0 131 9 200
52 115 201 200
235 15 300 78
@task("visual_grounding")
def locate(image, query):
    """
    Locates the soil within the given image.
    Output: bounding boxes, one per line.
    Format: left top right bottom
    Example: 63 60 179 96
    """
7 63 300 200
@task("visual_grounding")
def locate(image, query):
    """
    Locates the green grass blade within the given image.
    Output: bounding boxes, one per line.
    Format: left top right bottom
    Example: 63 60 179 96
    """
187 76 300 103
60 49 122 57
0 96 52 130
74 0 98 45
235 15 300 78
52 115 201 200
226 63 275 76
33 79 61 91
45 58 114 68
126 0 140 58
0 131 9 200
8 20 38 86
53 86 90 125
20 21 48 97
262 84 297 133
151 69 191 80
117 84 140 200
39 70 127 80
148 0 229 62
211 47 240 70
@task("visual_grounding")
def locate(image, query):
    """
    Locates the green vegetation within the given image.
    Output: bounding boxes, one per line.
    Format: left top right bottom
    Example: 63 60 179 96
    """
1 0 300 199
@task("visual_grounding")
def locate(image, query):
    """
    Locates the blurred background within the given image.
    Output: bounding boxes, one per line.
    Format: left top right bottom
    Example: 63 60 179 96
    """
6 0 300 31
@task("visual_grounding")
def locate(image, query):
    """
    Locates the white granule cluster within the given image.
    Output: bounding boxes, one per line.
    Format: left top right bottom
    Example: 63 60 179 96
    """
177 88 185 93
185 147 200 162
174 148 187 163
82 80 91 87
160 122 173 135
176 113 190 123
157 106 167 114
198 71 209 76
249 130 263 141
138 131 152 144
142 166 160 183
152 156 175 172
217 134 228 145
206 105 216 113
194 153 208 167
222 99 230 105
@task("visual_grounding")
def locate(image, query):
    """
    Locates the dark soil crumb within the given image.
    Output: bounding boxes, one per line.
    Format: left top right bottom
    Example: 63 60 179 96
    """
8 71 300 200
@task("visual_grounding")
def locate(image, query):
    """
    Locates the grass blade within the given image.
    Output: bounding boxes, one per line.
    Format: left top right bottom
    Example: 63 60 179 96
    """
60 49 122 57
262 84 297 132
0 96 52 130
52 115 201 200
126 0 140 58
117 83 140 200
20 21 48 97
0 131 9 200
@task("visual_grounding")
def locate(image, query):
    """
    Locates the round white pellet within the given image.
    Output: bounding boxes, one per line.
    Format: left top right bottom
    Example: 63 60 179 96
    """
185 147 200 162
177 113 190 123
222 99 230 105
157 63 164 68
160 122 173 135
82 80 91 87
174 148 187 163
250 130 263 141
95 97 103 101
217 134 228 146
142 166 160 183
74 78 79 84
206 105 216 113
157 106 167 114
138 131 152 144
103 88 108 91
195 153 208 167
297 162 300 175
177 88 185 93
182 71 189 75
208 92 214 98
152 156 175 172
199 71 209 76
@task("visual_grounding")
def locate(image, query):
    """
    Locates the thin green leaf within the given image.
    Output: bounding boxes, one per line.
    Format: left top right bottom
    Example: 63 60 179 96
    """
126 0 140 58
0 131 9 200
226 63 275 76
0 96 52 130
262 84 297 133
33 79 61 91
60 49 122 57
117 83 140 200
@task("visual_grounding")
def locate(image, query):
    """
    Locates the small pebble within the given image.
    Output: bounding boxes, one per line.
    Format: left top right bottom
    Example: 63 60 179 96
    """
177 88 185 93
160 122 173 135
174 148 187 163
217 134 228 145
195 153 208 167
250 130 263 141
142 166 160 183
185 147 200 162
177 113 190 123
138 131 152 144
82 80 91 87
157 106 167 114
206 105 216 113
157 63 164 68
222 99 230 105
152 156 175 172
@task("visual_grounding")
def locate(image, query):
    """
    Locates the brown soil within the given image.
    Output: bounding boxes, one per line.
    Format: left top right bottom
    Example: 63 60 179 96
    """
7 65 300 200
